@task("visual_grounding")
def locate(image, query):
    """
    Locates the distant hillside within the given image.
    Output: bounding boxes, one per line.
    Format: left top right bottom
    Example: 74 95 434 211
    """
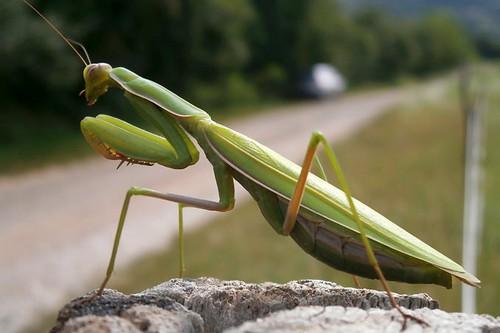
341 0 500 39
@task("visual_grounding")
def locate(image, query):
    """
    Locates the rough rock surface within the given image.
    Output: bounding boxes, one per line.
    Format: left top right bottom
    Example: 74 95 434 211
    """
226 306 500 333
50 278 499 333
60 305 203 333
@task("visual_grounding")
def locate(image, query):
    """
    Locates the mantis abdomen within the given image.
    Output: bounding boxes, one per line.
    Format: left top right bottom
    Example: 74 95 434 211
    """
231 167 452 288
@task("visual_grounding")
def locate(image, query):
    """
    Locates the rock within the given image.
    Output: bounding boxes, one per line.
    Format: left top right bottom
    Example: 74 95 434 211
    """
60 305 203 333
144 277 438 332
226 306 500 333
50 278 499 333
61 315 140 333
50 289 203 333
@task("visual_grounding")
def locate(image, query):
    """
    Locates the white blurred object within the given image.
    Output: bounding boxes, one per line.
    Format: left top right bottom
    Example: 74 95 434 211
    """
298 63 346 98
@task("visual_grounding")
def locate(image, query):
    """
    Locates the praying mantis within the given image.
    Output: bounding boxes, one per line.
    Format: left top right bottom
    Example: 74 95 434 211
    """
24 1 479 326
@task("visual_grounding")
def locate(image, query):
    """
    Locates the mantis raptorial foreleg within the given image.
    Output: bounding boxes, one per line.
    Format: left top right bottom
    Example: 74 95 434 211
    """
283 131 427 327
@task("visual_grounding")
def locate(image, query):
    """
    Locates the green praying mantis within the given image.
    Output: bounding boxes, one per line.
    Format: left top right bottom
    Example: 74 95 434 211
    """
24 0 479 326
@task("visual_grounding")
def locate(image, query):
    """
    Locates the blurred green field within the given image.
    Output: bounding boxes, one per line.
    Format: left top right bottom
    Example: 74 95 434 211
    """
102 65 500 315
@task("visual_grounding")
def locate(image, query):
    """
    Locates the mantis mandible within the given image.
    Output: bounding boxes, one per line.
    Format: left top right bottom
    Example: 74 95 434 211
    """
24 1 479 326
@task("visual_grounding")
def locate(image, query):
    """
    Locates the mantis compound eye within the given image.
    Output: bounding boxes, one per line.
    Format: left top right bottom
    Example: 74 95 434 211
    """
83 63 106 80
87 65 97 76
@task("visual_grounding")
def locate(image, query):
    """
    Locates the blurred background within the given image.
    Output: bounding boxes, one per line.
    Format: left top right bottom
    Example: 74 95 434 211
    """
0 1 499 332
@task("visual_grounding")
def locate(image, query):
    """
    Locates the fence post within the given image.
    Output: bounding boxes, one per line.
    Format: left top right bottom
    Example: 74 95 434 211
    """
460 65 485 314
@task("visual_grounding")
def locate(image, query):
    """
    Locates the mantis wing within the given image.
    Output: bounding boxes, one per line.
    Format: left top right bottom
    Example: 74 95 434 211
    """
204 122 480 287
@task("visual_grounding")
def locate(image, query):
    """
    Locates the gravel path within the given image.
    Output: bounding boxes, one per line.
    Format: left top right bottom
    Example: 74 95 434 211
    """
0 86 425 332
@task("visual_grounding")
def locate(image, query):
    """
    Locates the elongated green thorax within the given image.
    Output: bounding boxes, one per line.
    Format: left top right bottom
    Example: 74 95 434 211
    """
108 67 209 119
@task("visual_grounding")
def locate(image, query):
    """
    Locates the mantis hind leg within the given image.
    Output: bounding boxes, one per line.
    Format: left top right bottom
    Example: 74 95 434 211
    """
96 185 233 296
283 131 427 327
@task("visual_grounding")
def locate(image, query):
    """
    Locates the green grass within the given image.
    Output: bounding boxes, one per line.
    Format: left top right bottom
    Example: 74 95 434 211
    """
478 65 500 315
106 64 500 316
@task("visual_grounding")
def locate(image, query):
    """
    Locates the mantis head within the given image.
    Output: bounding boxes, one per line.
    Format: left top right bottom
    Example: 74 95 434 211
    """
82 63 113 106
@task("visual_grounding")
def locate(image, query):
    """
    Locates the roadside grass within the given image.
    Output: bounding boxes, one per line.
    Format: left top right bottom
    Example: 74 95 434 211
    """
479 65 500 315
108 65 500 315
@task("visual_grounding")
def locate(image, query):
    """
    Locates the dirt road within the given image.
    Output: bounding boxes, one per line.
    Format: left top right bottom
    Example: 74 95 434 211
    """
0 87 417 332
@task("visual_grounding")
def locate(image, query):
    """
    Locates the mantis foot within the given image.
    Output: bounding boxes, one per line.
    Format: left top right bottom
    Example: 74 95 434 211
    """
396 306 429 330
88 275 110 302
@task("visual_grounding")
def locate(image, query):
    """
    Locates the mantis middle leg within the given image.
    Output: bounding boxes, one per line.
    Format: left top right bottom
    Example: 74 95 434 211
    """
96 163 234 296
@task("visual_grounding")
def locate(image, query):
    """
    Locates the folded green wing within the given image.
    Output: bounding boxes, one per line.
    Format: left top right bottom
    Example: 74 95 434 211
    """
204 122 480 286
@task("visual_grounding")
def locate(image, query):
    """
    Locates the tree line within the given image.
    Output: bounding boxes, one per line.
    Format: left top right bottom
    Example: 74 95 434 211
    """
0 0 477 148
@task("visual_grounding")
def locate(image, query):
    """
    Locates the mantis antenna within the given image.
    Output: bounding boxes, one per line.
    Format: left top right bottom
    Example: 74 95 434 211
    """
22 0 89 66
68 38 92 64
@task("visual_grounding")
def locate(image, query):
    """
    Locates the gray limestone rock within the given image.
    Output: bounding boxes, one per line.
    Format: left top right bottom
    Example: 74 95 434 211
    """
144 277 438 332
50 278 499 333
50 288 203 333
226 306 500 333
